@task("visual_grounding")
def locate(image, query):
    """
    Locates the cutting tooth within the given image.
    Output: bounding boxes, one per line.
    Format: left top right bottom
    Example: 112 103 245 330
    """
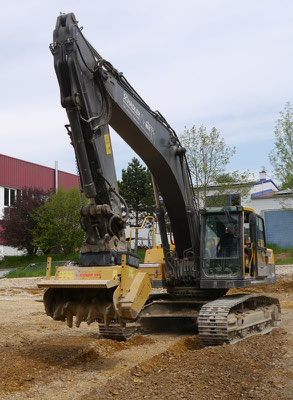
104 314 110 329
53 301 66 321
66 313 74 328
62 301 75 328
75 301 90 327
87 302 97 325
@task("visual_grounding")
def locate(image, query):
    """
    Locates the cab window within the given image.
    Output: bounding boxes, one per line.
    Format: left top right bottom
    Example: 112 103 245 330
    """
257 217 266 248
203 213 241 277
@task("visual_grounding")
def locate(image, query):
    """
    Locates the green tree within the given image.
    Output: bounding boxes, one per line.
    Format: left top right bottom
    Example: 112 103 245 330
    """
180 125 250 208
269 102 293 189
119 158 154 251
0 187 49 255
32 188 84 254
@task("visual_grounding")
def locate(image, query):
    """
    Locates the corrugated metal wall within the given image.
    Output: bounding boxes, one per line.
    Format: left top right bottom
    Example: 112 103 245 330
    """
264 210 293 248
0 154 78 191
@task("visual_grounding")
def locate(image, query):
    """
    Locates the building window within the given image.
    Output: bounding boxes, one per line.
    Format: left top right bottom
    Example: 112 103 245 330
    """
4 188 17 207
206 194 241 207
10 189 15 205
231 194 241 206
4 188 9 206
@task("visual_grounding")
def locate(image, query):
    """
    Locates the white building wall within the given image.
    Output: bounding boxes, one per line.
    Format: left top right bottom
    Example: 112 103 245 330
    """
0 186 4 218
0 245 26 260
244 196 293 216
205 180 278 200
0 185 28 257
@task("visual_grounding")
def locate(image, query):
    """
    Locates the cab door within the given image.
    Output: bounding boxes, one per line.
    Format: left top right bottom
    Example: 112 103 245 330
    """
255 216 269 277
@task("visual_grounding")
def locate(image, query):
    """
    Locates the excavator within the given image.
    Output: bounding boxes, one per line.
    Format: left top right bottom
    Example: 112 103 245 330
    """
38 13 281 345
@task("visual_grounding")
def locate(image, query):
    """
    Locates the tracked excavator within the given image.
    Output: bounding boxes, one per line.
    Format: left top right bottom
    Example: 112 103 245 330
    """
38 13 281 345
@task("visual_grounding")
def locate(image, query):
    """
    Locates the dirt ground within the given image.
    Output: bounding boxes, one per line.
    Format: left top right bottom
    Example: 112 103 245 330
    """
0 271 292 400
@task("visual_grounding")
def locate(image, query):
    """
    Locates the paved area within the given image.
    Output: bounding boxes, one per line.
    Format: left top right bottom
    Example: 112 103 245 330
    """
0 269 16 278
276 265 293 275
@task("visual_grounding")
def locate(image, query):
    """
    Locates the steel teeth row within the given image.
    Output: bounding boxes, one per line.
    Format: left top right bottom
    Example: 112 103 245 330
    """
52 298 114 328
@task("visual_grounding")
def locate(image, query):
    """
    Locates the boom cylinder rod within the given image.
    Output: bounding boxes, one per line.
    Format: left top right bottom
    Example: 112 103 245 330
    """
67 108 97 199
151 174 169 253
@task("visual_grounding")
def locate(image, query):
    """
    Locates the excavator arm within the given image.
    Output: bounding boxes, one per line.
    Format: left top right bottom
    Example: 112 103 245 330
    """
51 13 200 284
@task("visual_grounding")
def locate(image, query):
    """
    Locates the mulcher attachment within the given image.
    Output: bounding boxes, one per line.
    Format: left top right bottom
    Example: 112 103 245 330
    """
38 263 152 332
43 287 118 328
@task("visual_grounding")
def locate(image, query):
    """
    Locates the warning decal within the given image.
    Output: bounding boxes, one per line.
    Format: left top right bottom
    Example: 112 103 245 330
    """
104 134 112 154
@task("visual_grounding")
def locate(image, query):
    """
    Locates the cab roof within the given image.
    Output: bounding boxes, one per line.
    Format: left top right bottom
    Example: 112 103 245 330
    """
202 206 256 214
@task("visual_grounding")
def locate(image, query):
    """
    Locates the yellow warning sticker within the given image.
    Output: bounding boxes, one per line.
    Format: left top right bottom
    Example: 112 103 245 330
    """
58 270 75 280
112 270 118 279
104 134 112 154
128 269 134 278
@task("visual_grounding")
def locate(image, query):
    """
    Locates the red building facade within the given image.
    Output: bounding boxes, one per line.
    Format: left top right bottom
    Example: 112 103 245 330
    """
0 154 78 249
0 154 78 192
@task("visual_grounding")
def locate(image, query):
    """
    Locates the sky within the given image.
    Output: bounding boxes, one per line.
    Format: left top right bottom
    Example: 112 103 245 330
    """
1 0 293 181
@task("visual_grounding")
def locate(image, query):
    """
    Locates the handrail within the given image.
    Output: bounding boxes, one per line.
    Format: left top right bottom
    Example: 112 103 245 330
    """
129 216 156 248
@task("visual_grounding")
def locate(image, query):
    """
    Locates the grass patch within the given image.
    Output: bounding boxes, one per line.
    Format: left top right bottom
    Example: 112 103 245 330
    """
0 253 79 278
275 256 293 265
1 250 146 278
267 243 293 265
0 253 79 270
6 266 45 278
6 264 60 278
267 243 289 254
137 250 146 263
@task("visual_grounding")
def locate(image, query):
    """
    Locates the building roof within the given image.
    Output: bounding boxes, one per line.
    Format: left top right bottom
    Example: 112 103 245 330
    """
204 178 279 192
252 188 293 200
0 154 78 191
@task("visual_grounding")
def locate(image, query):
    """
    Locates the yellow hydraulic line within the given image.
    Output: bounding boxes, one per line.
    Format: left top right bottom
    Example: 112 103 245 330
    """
248 243 253 277
120 254 127 296
129 216 156 248
242 212 245 278
46 257 52 280
151 173 160 209
253 246 257 278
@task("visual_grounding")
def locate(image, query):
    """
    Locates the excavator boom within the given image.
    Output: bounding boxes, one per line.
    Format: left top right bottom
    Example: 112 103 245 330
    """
51 13 200 284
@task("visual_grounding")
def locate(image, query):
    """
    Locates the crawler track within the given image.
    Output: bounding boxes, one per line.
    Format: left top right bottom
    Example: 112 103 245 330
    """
98 322 138 340
198 294 281 345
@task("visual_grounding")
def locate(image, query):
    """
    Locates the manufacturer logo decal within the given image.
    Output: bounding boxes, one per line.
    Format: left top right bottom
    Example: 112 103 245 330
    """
123 91 155 142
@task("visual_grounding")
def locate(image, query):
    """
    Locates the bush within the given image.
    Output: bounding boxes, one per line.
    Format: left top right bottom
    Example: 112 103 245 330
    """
32 188 85 254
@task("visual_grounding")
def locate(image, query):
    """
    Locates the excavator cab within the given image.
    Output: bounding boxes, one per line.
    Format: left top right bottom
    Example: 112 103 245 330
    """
200 206 276 289
202 208 241 277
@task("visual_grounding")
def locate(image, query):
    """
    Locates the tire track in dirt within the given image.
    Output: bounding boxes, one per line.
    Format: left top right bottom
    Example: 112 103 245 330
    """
0 333 182 400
